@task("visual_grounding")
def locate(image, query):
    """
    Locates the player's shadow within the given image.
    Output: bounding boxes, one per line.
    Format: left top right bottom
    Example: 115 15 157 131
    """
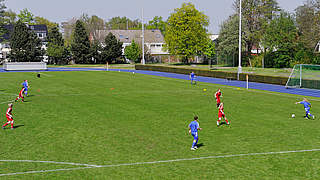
27 95 35 97
197 143 205 148
219 122 229 126
13 124 24 129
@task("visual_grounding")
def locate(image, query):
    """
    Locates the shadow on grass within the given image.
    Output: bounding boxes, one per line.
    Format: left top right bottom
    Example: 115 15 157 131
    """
197 143 205 148
13 124 24 129
218 122 231 127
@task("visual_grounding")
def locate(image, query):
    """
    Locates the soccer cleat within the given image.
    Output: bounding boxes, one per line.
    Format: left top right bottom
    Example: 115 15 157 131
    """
194 146 198 149
191 147 196 150
2 126 5 130
10 128 14 130
313 115 315 119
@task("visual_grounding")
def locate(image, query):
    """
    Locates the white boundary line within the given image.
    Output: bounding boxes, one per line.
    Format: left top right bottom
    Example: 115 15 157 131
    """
0 160 101 167
1 148 320 177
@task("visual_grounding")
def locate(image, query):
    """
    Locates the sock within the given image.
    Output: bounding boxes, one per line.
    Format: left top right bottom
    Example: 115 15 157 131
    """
11 123 13 128
217 121 220 126
309 113 314 118
192 140 196 148
3 123 8 127
225 119 229 125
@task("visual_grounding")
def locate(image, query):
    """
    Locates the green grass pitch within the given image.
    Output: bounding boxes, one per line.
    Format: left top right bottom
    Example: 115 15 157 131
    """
0 71 320 179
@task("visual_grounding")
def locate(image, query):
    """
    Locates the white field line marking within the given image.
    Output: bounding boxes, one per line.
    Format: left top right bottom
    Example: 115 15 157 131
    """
0 100 15 104
1 148 320 177
0 160 101 167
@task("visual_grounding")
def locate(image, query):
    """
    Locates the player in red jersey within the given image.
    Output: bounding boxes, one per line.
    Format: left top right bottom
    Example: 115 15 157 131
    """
15 87 25 102
2 103 14 130
217 103 229 127
214 88 222 108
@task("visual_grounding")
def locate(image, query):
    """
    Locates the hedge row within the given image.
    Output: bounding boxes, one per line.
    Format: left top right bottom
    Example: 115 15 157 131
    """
135 65 288 85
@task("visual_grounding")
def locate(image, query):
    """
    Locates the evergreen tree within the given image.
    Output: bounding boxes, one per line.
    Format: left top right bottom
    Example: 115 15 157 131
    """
47 26 68 64
124 40 141 63
71 20 91 64
90 40 102 64
101 32 123 63
10 20 44 62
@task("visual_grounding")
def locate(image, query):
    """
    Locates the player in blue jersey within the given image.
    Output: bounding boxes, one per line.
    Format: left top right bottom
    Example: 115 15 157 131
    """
189 71 196 85
295 98 315 119
21 80 29 96
188 116 202 150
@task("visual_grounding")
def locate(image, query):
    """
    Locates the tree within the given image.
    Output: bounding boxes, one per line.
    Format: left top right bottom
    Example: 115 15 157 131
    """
262 12 298 68
89 40 102 64
17 8 35 24
106 16 141 30
47 26 68 64
79 14 105 41
295 1 320 50
146 16 166 35
10 20 44 62
4 9 16 24
71 20 91 64
34 16 58 30
101 32 123 63
0 0 7 38
164 3 209 64
124 40 141 63
203 40 216 61
233 0 280 55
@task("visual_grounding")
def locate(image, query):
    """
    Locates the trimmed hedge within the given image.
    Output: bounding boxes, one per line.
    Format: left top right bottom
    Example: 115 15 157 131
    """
135 65 289 85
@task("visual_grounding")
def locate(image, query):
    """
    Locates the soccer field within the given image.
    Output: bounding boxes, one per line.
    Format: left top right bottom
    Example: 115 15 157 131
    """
0 71 320 179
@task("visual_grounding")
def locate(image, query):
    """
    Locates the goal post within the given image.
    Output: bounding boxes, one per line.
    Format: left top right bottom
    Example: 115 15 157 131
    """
286 64 320 89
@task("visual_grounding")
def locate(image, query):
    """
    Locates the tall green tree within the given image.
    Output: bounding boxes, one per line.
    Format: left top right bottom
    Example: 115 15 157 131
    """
89 40 102 64
124 40 141 63
71 20 91 64
164 2 209 64
10 20 44 62
101 32 123 63
17 8 35 24
47 26 68 64
262 12 298 68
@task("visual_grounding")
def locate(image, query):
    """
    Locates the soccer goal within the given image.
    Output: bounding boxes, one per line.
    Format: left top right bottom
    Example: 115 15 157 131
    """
285 64 320 89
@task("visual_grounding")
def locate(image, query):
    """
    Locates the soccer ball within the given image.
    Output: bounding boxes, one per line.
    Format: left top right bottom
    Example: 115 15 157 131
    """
291 114 295 118
203 88 207 92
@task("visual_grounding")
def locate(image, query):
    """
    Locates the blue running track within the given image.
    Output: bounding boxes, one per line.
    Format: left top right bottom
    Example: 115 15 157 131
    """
1 67 319 98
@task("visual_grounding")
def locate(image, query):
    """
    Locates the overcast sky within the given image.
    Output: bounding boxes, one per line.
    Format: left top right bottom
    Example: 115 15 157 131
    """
6 0 305 33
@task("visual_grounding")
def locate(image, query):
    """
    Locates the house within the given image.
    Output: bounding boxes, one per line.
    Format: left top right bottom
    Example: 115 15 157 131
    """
91 29 168 57
0 24 48 59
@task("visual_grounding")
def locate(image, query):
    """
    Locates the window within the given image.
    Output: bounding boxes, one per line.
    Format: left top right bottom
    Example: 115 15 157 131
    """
38 33 43 38
156 44 161 47
156 34 161 38
119 35 124 39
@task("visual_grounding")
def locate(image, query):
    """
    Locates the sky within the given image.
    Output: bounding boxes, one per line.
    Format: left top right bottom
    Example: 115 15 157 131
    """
6 0 305 34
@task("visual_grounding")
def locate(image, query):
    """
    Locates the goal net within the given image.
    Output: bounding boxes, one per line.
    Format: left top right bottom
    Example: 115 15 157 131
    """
286 64 320 89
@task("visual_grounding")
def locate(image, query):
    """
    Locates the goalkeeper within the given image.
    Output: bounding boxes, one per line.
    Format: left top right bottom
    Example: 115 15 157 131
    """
295 98 315 119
